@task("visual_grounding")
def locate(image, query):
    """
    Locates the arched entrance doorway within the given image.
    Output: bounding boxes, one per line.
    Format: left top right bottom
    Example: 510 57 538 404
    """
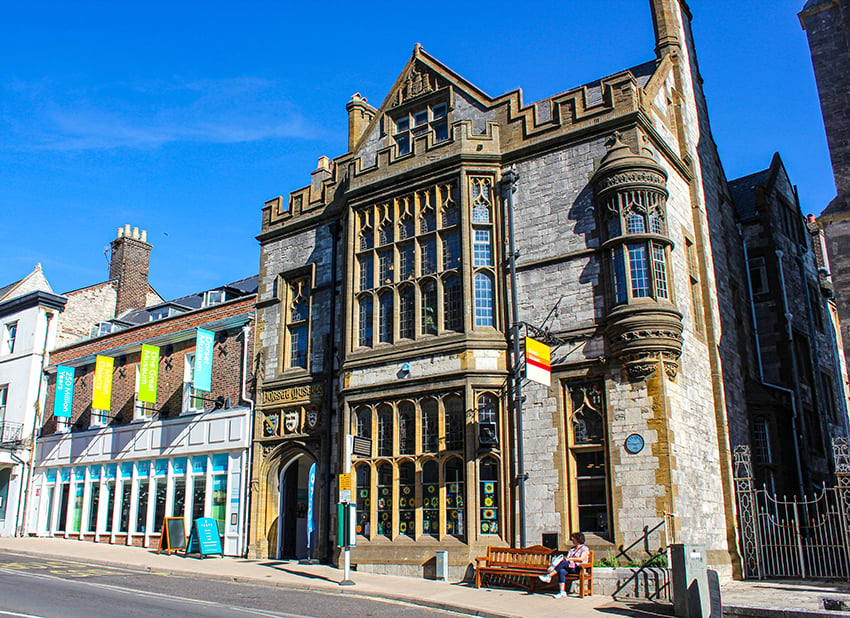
277 452 318 560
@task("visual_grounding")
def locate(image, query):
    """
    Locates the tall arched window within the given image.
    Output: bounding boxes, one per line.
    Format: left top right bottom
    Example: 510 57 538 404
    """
479 457 500 535
445 458 465 539
358 296 373 348
378 405 393 457
421 280 438 335
399 285 415 340
355 465 371 538
377 463 393 538
398 402 415 455
422 460 439 536
443 275 462 332
421 398 439 453
398 461 415 538
477 392 499 447
356 406 372 440
474 273 494 327
444 395 464 451
379 292 393 344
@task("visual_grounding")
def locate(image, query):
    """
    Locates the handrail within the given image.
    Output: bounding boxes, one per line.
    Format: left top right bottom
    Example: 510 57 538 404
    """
612 518 670 601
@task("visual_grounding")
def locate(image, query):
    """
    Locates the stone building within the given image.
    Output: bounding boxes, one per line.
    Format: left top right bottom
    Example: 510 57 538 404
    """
799 1 850 382
0 265 66 537
729 153 849 496
30 234 257 555
249 0 766 578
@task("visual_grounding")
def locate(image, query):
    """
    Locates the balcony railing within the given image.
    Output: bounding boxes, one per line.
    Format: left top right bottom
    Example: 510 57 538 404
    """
0 421 24 447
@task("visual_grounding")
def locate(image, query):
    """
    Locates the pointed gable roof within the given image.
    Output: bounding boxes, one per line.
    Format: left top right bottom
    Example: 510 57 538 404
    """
350 43 494 155
0 263 54 302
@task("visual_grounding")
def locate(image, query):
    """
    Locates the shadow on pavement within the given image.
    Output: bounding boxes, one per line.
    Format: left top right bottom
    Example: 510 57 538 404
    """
258 560 338 584
594 601 675 617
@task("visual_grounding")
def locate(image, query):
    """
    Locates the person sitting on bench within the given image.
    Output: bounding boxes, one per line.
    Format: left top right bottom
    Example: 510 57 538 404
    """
538 531 589 598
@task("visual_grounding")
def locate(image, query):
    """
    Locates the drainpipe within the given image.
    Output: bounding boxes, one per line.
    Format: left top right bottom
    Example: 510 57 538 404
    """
501 167 526 548
17 310 53 537
739 228 805 498
324 220 340 562
775 248 809 498
240 319 255 557
797 248 834 476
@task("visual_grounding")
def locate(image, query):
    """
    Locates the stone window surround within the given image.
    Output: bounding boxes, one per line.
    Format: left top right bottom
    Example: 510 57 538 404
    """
274 264 315 374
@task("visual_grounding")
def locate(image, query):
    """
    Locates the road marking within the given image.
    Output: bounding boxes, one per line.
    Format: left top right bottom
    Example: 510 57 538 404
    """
0 568 317 618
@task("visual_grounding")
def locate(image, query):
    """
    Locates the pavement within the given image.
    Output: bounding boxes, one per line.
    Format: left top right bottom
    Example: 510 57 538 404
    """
0 537 847 618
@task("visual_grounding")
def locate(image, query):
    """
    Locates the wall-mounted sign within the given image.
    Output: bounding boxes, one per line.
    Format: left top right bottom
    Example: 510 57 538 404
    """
262 383 324 405
53 365 75 418
525 337 551 386
193 329 215 392
138 344 160 403
92 355 114 411
624 433 645 454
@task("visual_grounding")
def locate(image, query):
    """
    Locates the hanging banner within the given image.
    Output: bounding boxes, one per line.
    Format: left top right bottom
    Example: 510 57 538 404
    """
92 355 114 411
138 344 160 403
525 337 551 387
193 328 214 392
53 365 75 418
306 462 316 552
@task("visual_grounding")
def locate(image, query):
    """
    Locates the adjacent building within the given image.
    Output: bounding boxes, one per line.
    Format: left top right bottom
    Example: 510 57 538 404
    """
729 154 849 495
0 265 66 537
29 231 258 556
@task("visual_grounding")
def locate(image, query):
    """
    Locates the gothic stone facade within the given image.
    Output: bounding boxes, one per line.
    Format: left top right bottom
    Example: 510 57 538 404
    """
252 0 743 578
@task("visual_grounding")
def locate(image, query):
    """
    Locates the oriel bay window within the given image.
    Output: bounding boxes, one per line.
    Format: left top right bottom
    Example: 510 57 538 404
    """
566 380 610 536
354 182 461 349
352 393 497 541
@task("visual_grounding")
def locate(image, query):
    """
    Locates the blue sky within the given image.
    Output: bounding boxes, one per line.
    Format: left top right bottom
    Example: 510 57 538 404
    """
1 0 831 301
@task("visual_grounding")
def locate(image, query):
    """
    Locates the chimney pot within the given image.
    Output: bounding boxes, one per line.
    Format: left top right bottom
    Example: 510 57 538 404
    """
132 226 139 239
141 229 147 242
124 224 131 236
117 227 124 238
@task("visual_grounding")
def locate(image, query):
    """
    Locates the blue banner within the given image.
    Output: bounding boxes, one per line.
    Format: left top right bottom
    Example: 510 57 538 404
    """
307 462 316 549
53 365 75 418
193 328 214 392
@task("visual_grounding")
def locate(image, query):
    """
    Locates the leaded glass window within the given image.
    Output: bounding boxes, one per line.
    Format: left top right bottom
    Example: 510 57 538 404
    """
442 230 460 270
359 255 374 291
422 399 438 453
358 296 373 348
398 402 415 455
379 249 394 285
377 463 392 537
356 407 372 440
399 243 414 281
288 280 310 369
421 280 437 335
443 275 462 332
473 229 491 266
444 395 464 451
628 244 650 298
420 236 437 275
445 458 464 539
422 460 439 536
378 405 393 457
399 286 415 340
398 462 415 537
379 292 393 343
355 465 371 537
479 457 499 535
474 273 494 327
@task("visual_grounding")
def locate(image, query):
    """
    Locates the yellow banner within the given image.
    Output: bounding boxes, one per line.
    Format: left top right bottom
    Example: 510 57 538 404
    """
525 337 551 387
92 355 114 411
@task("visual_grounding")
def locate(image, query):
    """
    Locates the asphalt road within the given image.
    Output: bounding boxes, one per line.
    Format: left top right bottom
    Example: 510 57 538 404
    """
0 552 462 618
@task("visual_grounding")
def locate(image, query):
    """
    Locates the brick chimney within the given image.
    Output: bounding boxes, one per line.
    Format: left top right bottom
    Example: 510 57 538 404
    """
110 224 152 316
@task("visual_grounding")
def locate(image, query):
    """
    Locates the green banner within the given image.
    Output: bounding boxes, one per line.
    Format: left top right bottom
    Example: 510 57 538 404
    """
138 344 160 403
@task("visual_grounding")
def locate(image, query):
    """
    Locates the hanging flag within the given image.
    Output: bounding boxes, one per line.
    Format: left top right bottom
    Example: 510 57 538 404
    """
92 355 114 411
525 337 551 387
306 462 317 552
193 328 214 392
53 365 75 418
138 344 160 403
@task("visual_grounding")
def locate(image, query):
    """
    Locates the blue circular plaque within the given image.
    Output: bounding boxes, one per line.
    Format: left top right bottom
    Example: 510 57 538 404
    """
624 433 645 454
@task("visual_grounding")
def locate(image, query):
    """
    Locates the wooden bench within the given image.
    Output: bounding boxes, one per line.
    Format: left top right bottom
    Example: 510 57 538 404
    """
474 545 594 597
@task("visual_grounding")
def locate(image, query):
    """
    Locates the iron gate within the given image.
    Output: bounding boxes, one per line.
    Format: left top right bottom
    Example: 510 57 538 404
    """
734 439 850 579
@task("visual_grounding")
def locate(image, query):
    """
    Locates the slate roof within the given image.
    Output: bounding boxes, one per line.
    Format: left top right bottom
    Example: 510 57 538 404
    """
729 169 770 222
118 275 258 325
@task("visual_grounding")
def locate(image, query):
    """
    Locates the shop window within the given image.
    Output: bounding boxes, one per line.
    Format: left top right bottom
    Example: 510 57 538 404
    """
445 458 465 539
566 380 610 537
479 457 500 535
355 465 371 538
104 480 115 534
212 475 227 535
349 392 479 540
398 461 415 538
377 463 393 538
86 478 99 534
422 460 439 536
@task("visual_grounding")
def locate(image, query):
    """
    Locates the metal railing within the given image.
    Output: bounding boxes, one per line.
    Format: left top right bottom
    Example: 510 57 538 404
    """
734 439 850 579
612 517 671 600
0 421 23 447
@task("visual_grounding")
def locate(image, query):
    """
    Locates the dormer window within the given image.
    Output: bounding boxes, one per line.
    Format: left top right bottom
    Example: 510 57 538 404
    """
393 102 449 155
203 289 225 307
90 322 115 338
149 307 174 321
